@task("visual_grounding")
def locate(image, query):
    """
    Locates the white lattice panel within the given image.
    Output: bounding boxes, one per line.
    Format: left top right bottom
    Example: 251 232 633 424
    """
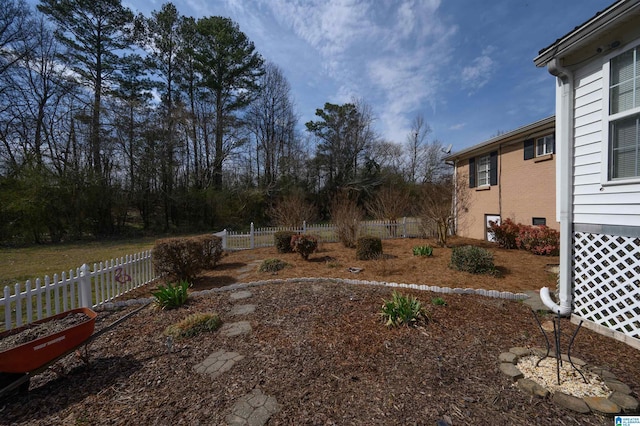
573 232 640 339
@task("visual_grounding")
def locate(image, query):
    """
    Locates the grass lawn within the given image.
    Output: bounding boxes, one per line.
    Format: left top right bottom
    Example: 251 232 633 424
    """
0 239 156 288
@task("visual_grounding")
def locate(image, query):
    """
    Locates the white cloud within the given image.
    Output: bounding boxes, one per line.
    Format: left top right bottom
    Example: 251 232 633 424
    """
461 46 496 91
449 123 466 131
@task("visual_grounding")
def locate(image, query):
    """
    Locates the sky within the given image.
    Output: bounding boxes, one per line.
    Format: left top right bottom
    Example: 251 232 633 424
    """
39 0 614 153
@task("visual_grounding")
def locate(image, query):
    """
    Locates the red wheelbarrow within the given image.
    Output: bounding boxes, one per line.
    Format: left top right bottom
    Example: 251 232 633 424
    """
0 303 148 398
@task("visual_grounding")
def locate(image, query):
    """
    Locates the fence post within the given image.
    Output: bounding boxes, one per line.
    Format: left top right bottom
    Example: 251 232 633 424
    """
79 263 93 308
250 222 255 249
222 229 228 250
403 217 407 238
303 220 307 234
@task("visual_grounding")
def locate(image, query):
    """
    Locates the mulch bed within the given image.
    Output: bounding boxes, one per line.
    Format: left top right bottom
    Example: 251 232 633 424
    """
1 279 638 425
0 313 90 352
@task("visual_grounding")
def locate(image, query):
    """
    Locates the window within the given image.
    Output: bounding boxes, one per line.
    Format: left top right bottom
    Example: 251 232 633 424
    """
532 217 546 226
524 135 555 160
608 46 640 180
468 151 497 188
536 135 555 156
477 154 490 186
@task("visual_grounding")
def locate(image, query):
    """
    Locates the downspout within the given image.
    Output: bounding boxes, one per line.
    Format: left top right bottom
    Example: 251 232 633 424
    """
540 57 574 316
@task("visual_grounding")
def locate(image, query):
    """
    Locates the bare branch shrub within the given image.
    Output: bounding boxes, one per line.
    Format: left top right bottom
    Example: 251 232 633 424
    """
366 185 410 237
330 190 363 248
268 193 317 227
416 173 469 247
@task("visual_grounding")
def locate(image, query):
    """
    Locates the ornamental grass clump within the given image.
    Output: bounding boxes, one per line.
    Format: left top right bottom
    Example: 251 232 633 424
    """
164 312 222 338
412 245 433 257
449 245 498 275
152 280 190 310
259 258 289 273
380 291 428 328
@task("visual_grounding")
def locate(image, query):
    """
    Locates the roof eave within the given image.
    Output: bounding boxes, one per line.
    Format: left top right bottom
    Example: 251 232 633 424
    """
534 0 640 67
443 115 555 162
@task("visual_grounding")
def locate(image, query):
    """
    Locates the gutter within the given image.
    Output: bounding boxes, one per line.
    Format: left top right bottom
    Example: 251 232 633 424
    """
540 58 574 316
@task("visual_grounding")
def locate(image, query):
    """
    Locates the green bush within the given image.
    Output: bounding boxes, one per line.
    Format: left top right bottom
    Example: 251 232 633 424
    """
449 245 497 275
431 297 447 306
412 245 433 257
274 231 296 253
380 291 428 327
153 234 223 282
153 280 190 310
164 312 222 338
290 234 318 260
356 236 383 260
259 258 289 273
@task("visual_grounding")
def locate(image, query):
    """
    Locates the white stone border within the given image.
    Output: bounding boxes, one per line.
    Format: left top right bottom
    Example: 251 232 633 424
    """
97 277 529 310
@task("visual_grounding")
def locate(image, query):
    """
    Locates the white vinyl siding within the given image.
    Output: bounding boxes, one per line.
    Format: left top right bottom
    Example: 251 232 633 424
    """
568 42 640 227
477 154 490 186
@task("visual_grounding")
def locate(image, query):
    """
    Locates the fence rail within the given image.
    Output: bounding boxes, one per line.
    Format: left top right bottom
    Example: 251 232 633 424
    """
216 217 433 250
1 250 156 331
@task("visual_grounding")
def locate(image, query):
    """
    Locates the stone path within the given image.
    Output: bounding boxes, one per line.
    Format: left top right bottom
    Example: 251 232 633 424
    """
193 289 281 426
193 350 245 378
225 389 281 426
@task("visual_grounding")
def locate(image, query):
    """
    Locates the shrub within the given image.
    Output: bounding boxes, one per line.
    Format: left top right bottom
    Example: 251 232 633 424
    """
153 280 190 310
259 258 288 273
516 225 560 256
431 297 447 306
356 236 383 260
380 291 428 327
412 245 433 257
274 231 296 253
449 245 497 275
153 234 223 282
330 191 363 248
164 312 222 338
489 218 520 249
290 234 318 260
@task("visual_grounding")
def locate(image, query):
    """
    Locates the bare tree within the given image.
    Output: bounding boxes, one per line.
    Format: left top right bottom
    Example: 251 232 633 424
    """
405 114 430 183
416 173 469 247
246 62 297 189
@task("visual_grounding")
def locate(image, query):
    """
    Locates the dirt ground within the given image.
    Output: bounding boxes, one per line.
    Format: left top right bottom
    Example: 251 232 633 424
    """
1 237 639 425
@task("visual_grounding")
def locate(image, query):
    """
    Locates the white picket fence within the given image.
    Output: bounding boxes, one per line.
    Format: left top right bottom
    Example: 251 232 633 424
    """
1 250 156 331
216 217 433 250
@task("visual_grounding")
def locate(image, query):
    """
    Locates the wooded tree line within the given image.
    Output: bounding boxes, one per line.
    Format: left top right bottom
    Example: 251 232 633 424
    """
0 0 452 244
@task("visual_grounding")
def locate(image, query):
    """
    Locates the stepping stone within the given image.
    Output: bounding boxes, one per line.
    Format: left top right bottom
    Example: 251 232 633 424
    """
221 321 252 337
231 304 256 316
193 350 245 378
226 389 281 426
499 362 523 381
231 290 253 301
499 352 518 364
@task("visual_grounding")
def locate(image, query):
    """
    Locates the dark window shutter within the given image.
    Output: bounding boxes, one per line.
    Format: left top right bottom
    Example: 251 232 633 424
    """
524 139 534 160
469 157 476 188
489 151 498 186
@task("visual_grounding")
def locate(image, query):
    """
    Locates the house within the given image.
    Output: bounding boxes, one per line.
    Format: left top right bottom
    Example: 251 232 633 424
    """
444 116 558 241
534 0 640 349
